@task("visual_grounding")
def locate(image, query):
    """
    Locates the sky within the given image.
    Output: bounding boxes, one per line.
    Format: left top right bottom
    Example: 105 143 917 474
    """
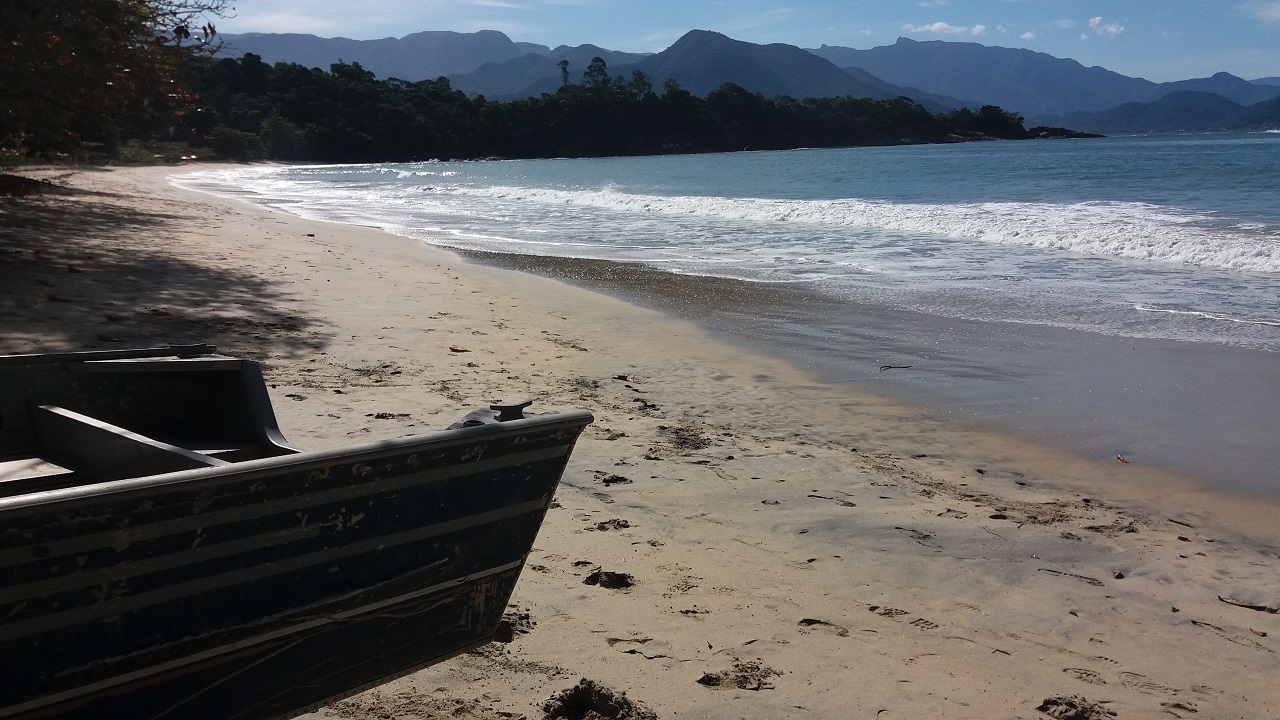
215 1 1280 83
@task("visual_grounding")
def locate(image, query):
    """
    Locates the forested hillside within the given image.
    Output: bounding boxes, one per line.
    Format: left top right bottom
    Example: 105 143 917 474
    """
177 54 1046 163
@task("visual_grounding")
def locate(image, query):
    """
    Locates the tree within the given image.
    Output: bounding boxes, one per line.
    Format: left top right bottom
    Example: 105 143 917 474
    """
582 57 610 88
261 113 306 159
0 0 228 160
627 70 655 100
973 105 1025 138
557 59 570 87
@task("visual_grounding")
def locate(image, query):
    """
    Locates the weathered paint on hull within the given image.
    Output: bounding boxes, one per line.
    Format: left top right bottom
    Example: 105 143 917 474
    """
0 413 592 720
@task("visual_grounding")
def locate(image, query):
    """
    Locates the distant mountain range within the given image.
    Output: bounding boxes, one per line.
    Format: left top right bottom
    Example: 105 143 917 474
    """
450 31 969 111
808 38 1280 118
219 29 1280 132
1056 92 1280 133
448 44 648 98
220 30 552 80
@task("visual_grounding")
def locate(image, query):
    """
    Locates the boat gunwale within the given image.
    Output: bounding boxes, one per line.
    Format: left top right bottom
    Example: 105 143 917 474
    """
0 410 594 515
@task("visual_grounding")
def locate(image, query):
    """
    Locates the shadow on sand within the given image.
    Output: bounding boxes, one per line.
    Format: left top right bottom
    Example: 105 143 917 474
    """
0 172 328 361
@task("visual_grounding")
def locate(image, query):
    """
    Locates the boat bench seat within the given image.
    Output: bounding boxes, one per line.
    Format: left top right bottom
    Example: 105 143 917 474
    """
32 405 229 480
0 344 297 497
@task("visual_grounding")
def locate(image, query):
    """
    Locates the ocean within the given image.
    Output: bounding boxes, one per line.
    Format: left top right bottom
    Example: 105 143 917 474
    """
175 132 1280 494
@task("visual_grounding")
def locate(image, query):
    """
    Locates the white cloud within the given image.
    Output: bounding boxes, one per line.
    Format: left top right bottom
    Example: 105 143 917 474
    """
902 21 986 35
902 22 966 34
1021 31 1035 40
1244 1 1280 22
1088 16 1124 37
472 0 530 8
226 11 347 36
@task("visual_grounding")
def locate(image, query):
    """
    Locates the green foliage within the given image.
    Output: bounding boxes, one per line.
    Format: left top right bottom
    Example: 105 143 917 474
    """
209 127 264 161
1 0 228 159
261 114 306 159
158 54 1031 163
944 105 1027 139
116 139 161 165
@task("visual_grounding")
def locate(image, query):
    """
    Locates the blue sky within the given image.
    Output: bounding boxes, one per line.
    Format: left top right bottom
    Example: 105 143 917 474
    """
217 1 1280 82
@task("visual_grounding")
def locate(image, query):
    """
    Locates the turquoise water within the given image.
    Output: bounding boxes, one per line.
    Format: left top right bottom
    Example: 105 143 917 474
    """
177 132 1280 493
181 133 1280 350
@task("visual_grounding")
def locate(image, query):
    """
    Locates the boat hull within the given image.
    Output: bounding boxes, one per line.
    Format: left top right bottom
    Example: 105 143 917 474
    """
0 412 592 720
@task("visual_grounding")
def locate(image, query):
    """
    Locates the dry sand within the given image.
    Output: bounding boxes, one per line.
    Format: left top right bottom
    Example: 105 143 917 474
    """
2 165 1278 720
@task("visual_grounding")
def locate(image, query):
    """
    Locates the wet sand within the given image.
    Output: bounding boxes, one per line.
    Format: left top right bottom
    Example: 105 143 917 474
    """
458 250 1280 496
3 165 1278 719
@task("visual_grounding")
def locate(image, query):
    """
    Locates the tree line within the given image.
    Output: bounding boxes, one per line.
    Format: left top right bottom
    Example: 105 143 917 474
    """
175 54 1034 163
3 2 1070 168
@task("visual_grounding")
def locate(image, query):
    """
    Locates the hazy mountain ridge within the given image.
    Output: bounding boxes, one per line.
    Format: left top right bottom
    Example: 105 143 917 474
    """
625 31 970 112
809 37 1280 121
219 30 551 80
217 29 1280 131
218 29 974 110
450 45 649 98
457 31 972 111
1055 91 1280 133
1163 72 1280 106
809 38 1154 118
1056 92 1245 133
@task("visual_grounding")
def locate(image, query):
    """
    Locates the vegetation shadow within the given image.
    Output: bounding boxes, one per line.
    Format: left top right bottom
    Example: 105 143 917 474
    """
0 173 329 362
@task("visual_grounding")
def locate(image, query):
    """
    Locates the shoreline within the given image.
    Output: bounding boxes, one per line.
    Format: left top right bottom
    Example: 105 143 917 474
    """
460 246 1280 498
172 159 1280 497
3 165 1278 718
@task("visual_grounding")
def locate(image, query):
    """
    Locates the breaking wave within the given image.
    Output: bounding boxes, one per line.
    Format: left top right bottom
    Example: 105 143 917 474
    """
449 185 1280 274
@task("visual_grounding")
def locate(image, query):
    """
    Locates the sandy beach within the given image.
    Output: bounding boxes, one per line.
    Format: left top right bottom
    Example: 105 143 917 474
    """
3 165 1278 719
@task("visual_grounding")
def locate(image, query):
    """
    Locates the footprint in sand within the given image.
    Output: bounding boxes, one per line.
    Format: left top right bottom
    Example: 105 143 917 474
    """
1160 701 1200 717
868 605 910 620
893 527 941 549
1063 668 1107 685
1189 619 1274 653
1119 671 1176 695
910 618 940 630
668 577 699 594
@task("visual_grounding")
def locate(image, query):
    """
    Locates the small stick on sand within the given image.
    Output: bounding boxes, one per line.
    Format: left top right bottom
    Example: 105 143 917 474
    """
1219 596 1276 613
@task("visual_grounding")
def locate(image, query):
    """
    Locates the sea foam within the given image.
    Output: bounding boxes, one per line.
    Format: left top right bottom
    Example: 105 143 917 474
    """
454 185 1280 274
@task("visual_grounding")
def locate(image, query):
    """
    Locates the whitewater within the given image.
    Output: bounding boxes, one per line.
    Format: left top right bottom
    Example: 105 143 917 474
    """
176 132 1280 493
179 132 1280 352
